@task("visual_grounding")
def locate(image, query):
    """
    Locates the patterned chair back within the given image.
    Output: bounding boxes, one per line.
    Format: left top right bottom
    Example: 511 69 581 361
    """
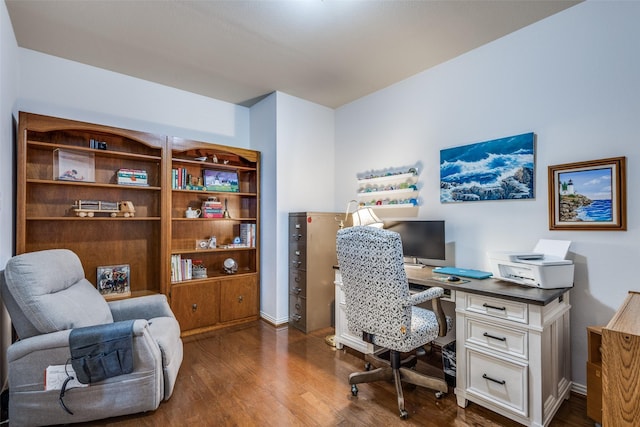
336 226 412 342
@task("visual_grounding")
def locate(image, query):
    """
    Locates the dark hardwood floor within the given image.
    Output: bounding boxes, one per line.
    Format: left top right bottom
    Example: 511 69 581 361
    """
81 321 594 426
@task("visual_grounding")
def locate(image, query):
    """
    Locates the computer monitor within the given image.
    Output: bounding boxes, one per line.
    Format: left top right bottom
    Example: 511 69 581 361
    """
384 220 446 264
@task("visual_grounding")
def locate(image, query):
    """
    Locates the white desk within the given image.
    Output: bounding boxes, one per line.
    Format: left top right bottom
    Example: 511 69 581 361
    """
334 266 571 427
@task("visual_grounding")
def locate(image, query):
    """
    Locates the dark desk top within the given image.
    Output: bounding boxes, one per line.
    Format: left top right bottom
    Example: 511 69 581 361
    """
405 266 568 306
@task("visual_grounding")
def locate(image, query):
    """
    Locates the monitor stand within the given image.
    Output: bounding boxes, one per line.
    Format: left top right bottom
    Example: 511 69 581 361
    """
404 257 426 269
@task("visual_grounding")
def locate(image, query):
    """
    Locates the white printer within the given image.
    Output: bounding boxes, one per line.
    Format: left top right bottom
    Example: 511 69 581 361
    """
488 239 574 289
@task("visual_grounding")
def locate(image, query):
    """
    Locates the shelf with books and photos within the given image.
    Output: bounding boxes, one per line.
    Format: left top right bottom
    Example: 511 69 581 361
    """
17 112 166 298
169 137 260 336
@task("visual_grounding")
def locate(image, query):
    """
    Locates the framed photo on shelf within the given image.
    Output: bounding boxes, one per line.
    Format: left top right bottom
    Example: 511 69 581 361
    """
203 169 239 192
97 264 131 299
53 148 95 182
548 157 626 231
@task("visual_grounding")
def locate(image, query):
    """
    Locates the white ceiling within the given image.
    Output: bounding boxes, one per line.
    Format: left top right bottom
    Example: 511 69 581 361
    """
6 0 580 108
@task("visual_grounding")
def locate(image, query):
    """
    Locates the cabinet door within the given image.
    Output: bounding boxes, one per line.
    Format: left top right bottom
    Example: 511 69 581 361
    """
171 281 220 331
220 275 258 322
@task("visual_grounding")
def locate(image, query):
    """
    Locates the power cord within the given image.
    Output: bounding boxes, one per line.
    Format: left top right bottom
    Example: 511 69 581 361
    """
58 360 75 415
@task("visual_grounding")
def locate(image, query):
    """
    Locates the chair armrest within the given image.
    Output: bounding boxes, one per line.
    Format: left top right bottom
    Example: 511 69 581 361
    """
408 286 444 306
7 320 150 362
109 294 175 322
408 287 448 337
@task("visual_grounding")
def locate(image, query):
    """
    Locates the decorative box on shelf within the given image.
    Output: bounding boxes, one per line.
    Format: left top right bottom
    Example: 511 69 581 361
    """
117 168 148 186
53 149 95 182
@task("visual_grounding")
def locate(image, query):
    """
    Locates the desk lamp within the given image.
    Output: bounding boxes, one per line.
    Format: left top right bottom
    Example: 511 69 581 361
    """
339 200 384 229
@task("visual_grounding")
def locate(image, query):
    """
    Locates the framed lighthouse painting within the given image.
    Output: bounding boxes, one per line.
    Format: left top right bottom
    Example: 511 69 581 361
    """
548 157 626 230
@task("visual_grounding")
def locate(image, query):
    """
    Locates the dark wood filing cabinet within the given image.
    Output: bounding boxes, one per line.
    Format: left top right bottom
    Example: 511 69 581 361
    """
288 212 342 333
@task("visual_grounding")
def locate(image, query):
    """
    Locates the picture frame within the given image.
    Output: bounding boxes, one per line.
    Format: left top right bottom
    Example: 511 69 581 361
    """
202 169 239 192
53 148 95 182
440 132 535 203
96 264 131 299
548 157 626 231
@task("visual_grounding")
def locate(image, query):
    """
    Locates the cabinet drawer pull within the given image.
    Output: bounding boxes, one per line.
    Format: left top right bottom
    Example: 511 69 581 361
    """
483 332 507 342
291 260 301 267
482 374 506 385
292 287 302 294
192 303 197 312
482 303 506 311
292 233 302 240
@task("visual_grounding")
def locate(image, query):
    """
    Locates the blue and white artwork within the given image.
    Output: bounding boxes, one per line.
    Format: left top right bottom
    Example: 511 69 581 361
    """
558 168 613 222
440 133 535 203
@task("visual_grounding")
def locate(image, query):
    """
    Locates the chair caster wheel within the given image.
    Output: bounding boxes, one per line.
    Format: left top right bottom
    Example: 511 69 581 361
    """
364 362 371 371
351 384 358 396
399 409 409 419
435 391 444 399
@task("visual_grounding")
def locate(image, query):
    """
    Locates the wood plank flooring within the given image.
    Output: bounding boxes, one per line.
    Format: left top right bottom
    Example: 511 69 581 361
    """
80 321 594 426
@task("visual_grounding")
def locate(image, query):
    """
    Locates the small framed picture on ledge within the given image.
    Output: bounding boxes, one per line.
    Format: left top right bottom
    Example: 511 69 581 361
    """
548 157 626 231
97 264 131 299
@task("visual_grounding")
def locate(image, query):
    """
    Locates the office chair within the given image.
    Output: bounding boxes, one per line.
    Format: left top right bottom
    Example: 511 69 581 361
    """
0 249 183 426
336 226 450 419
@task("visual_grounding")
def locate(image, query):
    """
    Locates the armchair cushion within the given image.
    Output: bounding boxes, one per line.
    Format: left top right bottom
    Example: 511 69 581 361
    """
3 249 113 338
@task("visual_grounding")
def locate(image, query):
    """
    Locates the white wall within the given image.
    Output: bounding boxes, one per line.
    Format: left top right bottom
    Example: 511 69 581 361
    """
17 49 250 147
250 93 278 323
335 0 640 389
252 92 336 325
0 0 19 390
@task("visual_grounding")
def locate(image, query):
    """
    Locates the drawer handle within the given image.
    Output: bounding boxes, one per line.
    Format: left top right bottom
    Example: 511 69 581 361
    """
292 233 302 240
483 332 507 342
292 261 301 267
482 373 506 385
237 295 243 303
295 250 301 256
292 287 302 294
482 303 506 311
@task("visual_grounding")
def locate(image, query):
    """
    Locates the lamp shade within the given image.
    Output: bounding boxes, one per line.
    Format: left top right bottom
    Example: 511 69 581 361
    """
352 207 384 228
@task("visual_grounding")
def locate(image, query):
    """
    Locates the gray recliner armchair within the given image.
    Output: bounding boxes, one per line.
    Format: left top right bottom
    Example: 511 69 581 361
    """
336 226 450 419
0 249 183 426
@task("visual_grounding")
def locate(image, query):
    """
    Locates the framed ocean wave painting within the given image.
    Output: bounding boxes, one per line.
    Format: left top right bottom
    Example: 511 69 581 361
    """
440 132 535 203
548 157 626 231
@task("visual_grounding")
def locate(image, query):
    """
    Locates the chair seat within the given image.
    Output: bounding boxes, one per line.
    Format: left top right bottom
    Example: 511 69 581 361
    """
351 307 452 353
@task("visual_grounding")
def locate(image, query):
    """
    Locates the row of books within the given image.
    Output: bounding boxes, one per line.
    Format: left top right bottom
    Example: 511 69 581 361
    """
172 167 204 190
239 223 256 247
171 254 194 282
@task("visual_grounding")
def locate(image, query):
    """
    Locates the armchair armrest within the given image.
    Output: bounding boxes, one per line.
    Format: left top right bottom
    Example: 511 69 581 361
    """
408 286 444 305
7 320 150 362
109 294 174 322
408 287 448 337
7 320 157 392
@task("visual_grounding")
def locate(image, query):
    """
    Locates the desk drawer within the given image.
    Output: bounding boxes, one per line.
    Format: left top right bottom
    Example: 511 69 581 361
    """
466 318 528 360
466 349 528 417
465 294 528 324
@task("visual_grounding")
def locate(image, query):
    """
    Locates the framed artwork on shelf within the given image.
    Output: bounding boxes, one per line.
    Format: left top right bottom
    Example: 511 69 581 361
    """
548 156 626 231
203 169 239 192
440 132 535 203
53 149 95 182
97 264 131 299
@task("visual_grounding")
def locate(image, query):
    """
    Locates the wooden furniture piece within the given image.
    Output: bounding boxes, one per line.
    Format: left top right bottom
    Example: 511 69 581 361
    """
288 212 342 333
17 112 166 297
334 265 572 427
17 112 261 337
602 291 640 426
586 326 603 424
169 138 260 336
